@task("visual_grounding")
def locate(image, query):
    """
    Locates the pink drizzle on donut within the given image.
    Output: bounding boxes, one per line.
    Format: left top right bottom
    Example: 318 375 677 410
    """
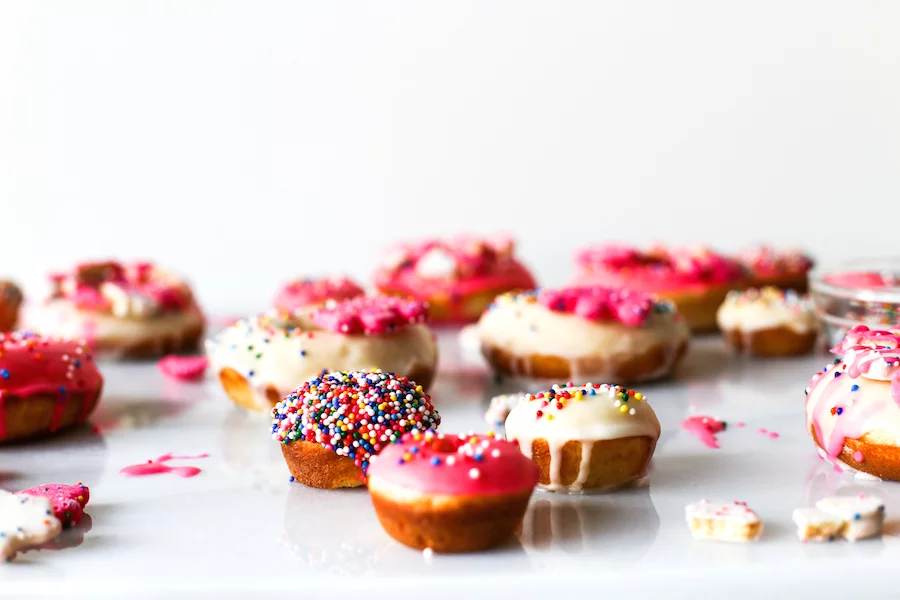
738 246 813 277
537 286 656 326
574 244 746 293
311 296 428 335
374 236 536 322
369 431 539 496
274 276 365 312
0 332 103 441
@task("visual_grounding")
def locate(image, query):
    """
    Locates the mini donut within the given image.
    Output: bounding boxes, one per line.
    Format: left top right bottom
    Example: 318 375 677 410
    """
207 296 438 413
271 369 441 489
273 276 365 313
0 280 23 332
477 286 689 384
717 287 818 356
738 246 813 293
505 383 660 493
806 325 900 480
25 261 204 359
0 332 103 444
367 430 539 552
573 244 748 332
374 235 536 324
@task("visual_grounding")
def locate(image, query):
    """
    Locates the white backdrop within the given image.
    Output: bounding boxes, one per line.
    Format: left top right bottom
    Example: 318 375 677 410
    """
2 1 899 313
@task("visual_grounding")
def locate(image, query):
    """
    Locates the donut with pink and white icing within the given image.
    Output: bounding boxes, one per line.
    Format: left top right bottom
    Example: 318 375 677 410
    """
738 245 813 293
805 325 900 480
573 244 748 331
476 286 689 384
0 332 104 443
25 261 204 359
273 276 365 313
374 235 536 324
206 295 438 412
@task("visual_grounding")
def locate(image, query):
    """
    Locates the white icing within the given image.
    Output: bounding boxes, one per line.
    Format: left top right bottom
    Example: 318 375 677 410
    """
484 393 527 427
792 508 844 541
0 491 62 561
477 299 689 382
206 310 438 412
504 384 660 493
815 495 885 541
414 248 458 279
716 288 816 333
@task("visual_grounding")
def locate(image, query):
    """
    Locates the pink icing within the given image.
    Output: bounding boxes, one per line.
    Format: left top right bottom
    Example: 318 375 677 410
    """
574 244 746 293
374 236 536 323
853 450 866 462
738 246 813 277
120 453 209 478
823 271 897 290
0 332 103 441
157 355 209 381
536 286 658 326
368 431 539 496
807 327 900 461
18 483 90 528
681 415 726 448
48 261 195 315
311 295 428 335
273 276 365 312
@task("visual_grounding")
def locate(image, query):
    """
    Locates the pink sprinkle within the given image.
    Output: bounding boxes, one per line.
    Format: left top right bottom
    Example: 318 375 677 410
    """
758 428 767 434
768 432 779 439
853 450 865 462
157 355 209 381
736 422 746 428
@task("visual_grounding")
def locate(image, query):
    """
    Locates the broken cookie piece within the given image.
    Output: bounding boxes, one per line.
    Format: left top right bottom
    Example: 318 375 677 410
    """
686 499 762 542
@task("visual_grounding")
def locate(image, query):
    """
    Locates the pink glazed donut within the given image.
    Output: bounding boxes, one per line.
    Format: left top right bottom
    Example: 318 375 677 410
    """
573 244 748 332
0 332 104 443
367 431 539 552
25 261 205 359
273 276 365 313
374 235 537 324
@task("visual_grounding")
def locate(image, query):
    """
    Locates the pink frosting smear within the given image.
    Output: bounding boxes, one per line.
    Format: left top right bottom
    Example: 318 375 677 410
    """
311 295 429 335
368 431 539 496
18 483 90 528
807 326 900 461
537 286 659 326
273 276 365 312
574 244 746 293
823 271 897 289
738 246 813 277
0 332 104 441
157 355 209 381
48 261 195 314
120 453 209 478
681 415 726 448
374 236 536 322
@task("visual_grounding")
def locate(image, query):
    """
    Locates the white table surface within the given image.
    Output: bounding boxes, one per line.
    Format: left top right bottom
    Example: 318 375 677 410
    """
1 328 897 599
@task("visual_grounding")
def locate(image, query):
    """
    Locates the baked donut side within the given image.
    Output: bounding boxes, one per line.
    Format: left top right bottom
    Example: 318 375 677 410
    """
717 288 818 357
477 288 689 384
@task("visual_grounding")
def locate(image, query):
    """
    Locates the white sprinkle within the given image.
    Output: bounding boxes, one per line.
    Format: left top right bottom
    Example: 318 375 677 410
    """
491 449 501 458
629 408 636 415
469 468 480 479
446 456 456 466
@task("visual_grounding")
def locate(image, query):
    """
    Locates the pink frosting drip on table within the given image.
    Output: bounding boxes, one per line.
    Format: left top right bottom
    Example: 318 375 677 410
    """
681 415 726 448
537 286 656 326
311 295 429 334
368 431 539 496
738 246 813 277
0 332 103 441
374 236 536 322
49 261 193 314
807 326 900 461
18 483 90 528
157 355 209 381
120 453 209 478
273 276 365 312
574 244 746 293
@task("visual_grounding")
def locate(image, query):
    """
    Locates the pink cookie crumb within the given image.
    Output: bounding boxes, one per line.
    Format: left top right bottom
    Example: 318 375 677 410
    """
18 483 90 528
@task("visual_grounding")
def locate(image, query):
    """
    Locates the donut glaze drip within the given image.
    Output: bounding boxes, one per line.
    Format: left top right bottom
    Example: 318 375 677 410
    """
311 296 429 335
271 370 441 475
575 244 746 292
0 332 103 440
369 431 539 496
274 276 364 312
806 326 900 468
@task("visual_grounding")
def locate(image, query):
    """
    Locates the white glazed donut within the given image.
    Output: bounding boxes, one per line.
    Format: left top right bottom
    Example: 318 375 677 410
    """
504 383 660 493
717 287 818 356
206 296 438 413
25 261 204 359
477 287 689 384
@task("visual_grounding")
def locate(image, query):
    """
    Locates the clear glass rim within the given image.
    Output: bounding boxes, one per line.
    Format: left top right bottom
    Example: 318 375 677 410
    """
810 257 900 303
